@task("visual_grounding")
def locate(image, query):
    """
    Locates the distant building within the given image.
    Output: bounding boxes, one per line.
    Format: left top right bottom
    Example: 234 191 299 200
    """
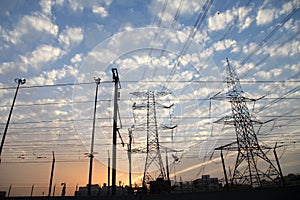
75 184 129 196
192 175 221 192
285 173 300 186
149 178 171 194
75 184 101 196
0 191 6 197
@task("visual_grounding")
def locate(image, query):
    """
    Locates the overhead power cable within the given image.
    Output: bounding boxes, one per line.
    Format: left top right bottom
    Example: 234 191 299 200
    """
240 7 299 65
0 80 299 91
165 0 214 83
0 80 112 90
255 85 300 113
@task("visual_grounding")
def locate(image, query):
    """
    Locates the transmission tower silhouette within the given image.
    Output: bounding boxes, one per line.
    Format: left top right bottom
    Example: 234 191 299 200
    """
131 90 173 188
213 58 284 188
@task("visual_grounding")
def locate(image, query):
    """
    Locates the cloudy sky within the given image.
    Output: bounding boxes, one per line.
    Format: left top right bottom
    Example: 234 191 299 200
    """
0 0 299 196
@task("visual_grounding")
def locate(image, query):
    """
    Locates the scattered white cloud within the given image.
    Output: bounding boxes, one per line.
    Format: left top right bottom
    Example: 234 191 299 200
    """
279 0 300 15
208 10 234 31
39 0 53 16
234 6 254 31
2 13 58 44
54 110 69 116
58 26 84 50
269 40 300 57
29 75 47 86
256 8 278 26
207 5 254 32
238 62 256 77
255 68 283 80
199 47 214 60
20 44 64 70
118 23 135 32
283 18 300 33
242 42 258 54
181 53 200 66
68 0 84 12
284 63 300 73
71 53 83 63
28 64 78 86
0 83 10 99
149 0 204 24
92 5 108 18
54 0 64 6
66 0 112 16
213 39 237 51
240 16 253 31
0 62 16 75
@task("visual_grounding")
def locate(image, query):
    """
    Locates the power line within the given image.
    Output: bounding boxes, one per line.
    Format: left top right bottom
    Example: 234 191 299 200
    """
240 7 299 65
0 95 299 109
0 81 112 90
0 80 299 91
255 85 300 113
163 0 214 89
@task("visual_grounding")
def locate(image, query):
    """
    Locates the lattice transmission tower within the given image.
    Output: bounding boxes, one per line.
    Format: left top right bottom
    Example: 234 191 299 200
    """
131 91 173 188
213 58 284 188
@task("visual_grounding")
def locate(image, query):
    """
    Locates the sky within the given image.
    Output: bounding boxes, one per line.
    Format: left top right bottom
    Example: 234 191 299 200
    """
0 0 300 196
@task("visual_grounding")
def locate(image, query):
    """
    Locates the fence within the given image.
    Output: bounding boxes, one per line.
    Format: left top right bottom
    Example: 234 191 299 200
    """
0 184 78 197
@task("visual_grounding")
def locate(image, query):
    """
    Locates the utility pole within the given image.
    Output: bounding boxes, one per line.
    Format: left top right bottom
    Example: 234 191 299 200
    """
48 151 55 196
165 149 170 182
127 128 133 194
111 68 120 195
220 149 229 190
30 184 34 197
107 150 110 196
88 77 101 196
0 78 26 163
215 144 230 190
7 185 12 197
273 143 286 187
52 184 56 196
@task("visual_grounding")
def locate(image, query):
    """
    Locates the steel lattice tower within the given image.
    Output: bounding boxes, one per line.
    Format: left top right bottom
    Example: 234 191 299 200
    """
132 91 170 188
213 58 283 187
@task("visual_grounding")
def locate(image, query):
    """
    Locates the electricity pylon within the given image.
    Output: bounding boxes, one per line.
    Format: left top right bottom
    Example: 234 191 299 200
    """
213 58 284 188
131 91 172 189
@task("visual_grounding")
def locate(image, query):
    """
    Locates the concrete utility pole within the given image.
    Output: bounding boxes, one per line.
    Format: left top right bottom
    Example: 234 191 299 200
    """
166 148 170 182
48 151 55 196
88 77 101 196
107 150 110 196
273 143 286 187
111 68 120 196
127 128 133 193
30 184 34 197
0 78 26 163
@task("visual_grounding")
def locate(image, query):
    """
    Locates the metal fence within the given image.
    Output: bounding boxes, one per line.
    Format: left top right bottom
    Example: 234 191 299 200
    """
0 184 77 197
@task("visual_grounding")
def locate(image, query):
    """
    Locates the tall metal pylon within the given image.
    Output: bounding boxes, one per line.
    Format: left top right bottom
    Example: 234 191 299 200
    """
131 91 171 188
213 58 284 188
